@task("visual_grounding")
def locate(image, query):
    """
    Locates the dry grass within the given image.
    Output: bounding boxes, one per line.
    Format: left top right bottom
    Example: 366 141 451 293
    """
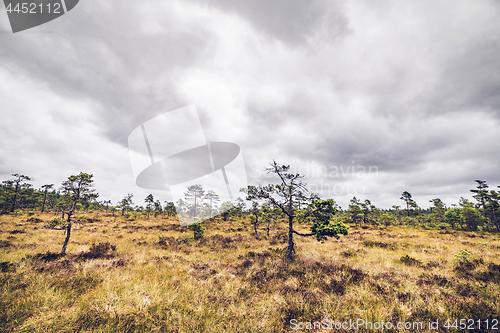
1 212 500 332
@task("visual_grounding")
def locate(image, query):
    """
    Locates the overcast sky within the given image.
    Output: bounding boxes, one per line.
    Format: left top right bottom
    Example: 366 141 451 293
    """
1 0 499 210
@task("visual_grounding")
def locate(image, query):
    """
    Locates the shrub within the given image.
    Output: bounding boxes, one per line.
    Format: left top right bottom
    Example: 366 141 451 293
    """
47 217 66 229
417 273 449 287
454 249 471 264
76 242 117 260
453 250 484 275
27 211 35 217
197 234 241 250
187 222 206 240
473 263 500 283
157 235 191 252
26 251 64 261
362 240 398 250
158 234 168 247
0 261 15 272
0 240 13 248
400 254 422 266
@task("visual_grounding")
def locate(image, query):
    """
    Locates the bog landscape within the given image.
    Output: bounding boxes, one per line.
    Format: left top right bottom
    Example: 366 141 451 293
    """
1 163 500 332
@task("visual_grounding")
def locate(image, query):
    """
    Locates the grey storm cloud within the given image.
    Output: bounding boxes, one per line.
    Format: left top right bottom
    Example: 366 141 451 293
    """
0 0 499 208
0 1 212 145
185 0 350 45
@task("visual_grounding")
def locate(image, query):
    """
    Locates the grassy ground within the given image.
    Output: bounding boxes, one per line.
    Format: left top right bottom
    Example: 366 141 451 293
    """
1 212 500 332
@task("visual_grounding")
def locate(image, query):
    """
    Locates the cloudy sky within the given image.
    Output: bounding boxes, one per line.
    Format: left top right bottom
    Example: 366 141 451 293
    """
1 0 499 210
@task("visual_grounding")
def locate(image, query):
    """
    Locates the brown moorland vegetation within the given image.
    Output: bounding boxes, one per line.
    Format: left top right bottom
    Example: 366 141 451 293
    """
1 211 500 332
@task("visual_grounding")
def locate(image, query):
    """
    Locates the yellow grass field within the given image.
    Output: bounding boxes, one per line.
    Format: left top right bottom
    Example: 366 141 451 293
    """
1 212 500 332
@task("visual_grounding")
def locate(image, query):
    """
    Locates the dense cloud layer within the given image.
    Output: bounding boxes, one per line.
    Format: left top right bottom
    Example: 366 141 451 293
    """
0 0 499 209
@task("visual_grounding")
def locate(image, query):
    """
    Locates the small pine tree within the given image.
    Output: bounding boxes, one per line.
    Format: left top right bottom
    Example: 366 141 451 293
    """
187 220 206 240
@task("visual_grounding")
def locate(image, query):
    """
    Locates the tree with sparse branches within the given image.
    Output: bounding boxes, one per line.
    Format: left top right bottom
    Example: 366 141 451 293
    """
145 194 154 219
360 199 375 225
471 180 489 210
400 191 414 217
59 172 98 254
154 200 162 217
220 201 235 221
204 190 220 219
184 184 205 218
164 201 176 218
102 199 112 213
243 161 348 261
251 201 261 240
2 174 32 212
119 194 134 216
487 189 500 230
429 198 446 225
41 184 54 212
348 197 364 226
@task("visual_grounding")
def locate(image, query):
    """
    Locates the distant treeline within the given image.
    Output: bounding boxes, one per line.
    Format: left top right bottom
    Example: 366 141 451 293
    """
345 179 499 231
1 173 499 232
